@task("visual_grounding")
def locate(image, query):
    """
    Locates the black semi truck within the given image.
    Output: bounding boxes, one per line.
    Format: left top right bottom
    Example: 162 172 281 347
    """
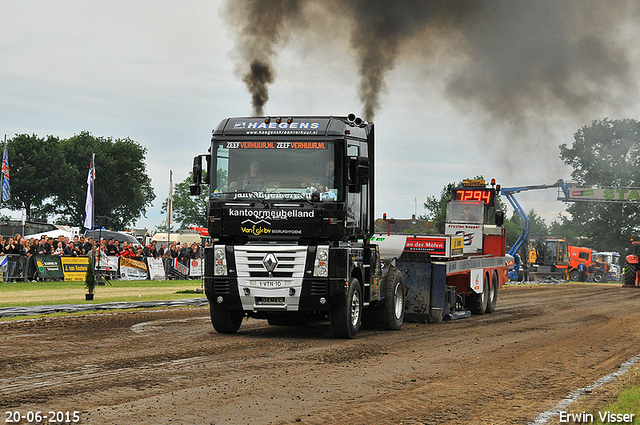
190 115 508 338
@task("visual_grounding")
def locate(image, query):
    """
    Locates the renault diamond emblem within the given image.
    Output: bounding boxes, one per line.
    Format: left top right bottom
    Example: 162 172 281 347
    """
263 253 278 273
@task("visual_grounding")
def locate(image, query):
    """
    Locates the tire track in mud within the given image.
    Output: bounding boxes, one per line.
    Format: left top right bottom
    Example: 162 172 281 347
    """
2 284 640 425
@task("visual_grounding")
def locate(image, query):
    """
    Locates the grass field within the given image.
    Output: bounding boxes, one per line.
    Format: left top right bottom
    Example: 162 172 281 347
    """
0 279 206 307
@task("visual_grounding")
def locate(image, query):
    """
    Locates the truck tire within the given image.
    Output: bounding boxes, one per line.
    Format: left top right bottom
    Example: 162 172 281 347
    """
210 305 243 334
380 267 405 330
624 261 637 286
485 271 499 314
330 277 362 339
593 272 604 283
569 270 582 282
468 273 489 315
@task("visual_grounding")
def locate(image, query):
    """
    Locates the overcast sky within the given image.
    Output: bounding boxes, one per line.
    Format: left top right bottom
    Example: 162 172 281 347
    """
2 0 640 231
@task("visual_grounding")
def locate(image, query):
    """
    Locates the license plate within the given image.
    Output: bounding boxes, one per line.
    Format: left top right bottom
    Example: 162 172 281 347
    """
252 280 285 287
257 297 285 305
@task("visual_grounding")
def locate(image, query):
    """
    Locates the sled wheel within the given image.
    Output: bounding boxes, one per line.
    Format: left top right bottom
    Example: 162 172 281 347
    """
485 271 499 314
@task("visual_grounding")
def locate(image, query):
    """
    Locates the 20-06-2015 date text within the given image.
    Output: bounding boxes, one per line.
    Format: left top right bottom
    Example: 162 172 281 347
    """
5 411 80 424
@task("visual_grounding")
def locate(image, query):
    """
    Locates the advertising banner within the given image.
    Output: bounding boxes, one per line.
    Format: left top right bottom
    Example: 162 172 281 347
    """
61 257 90 281
445 223 483 254
189 258 203 277
120 257 148 280
172 258 189 277
565 185 640 202
146 257 166 280
97 254 119 273
34 255 64 279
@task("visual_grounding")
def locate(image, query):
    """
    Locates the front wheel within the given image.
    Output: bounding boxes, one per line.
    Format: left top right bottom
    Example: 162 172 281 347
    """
210 304 244 334
624 261 637 286
569 270 582 282
593 272 604 283
330 278 362 339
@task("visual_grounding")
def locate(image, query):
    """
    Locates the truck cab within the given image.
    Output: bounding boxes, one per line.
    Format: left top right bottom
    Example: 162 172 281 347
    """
191 115 403 338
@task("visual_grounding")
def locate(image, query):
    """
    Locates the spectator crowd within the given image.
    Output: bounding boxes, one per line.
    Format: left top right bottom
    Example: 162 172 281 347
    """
0 233 208 281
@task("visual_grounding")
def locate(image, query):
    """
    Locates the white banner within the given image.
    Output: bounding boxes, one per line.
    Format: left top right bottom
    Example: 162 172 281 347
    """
97 254 119 272
119 257 148 280
189 258 203 277
146 257 166 280
565 185 640 202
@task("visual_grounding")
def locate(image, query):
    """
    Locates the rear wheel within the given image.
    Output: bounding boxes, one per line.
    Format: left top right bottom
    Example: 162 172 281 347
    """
330 278 362 339
624 261 637 286
381 267 405 330
485 271 499 314
468 273 489 315
210 304 243 334
593 272 604 283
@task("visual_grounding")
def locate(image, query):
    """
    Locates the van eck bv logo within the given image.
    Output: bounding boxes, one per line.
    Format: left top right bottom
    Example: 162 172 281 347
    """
241 225 272 236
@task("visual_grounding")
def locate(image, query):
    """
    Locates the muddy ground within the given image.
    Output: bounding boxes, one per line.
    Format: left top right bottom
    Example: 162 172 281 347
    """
1 283 640 425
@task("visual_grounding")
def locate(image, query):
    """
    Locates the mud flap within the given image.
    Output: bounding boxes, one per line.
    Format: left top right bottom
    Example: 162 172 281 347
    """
397 261 449 323
398 260 431 323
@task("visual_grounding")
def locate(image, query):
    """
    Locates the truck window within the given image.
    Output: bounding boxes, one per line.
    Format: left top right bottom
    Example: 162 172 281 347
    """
446 201 483 224
211 141 340 201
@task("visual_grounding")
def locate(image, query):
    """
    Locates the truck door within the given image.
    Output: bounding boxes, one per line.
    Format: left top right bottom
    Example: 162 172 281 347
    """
346 142 370 238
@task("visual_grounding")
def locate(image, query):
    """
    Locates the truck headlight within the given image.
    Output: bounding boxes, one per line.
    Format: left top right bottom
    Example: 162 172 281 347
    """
214 246 228 276
314 246 329 277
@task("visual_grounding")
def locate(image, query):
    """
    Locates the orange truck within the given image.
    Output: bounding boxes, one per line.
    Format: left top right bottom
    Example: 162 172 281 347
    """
562 245 596 282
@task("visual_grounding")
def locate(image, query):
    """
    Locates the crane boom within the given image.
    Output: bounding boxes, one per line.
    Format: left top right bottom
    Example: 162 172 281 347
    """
500 180 569 256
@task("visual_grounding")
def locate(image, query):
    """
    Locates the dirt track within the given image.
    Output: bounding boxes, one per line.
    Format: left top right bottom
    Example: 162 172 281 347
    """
2 283 640 425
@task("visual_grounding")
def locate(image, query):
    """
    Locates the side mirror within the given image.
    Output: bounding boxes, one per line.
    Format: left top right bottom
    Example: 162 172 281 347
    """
348 157 370 187
193 156 203 185
357 157 369 182
190 184 201 196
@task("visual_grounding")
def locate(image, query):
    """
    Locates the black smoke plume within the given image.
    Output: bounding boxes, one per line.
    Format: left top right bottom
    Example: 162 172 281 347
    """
223 0 305 116
224 0 639 122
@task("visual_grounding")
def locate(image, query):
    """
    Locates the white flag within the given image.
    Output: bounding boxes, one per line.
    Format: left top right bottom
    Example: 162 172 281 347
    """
167 170 173 231
83 154 95 230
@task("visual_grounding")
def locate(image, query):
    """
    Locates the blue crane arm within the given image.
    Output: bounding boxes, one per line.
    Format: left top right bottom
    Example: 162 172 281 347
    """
500 179 567 257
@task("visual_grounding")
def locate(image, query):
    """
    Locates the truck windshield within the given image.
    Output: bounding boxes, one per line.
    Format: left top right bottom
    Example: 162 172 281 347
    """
211 141 340 201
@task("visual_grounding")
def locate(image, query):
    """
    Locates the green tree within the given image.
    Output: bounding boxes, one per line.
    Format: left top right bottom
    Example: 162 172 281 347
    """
159 172 208 230
559 118 640 255
5 134 64 219
504 208 549 253
420 182 455 233
53 132 155 230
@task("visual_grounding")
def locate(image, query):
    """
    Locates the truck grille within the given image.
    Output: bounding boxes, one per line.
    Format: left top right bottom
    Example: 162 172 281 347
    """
310 280 327 296
234 246 307 278
214 282 230 294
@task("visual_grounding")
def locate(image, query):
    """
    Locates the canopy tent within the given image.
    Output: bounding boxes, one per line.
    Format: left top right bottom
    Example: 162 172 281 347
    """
24 229 75 240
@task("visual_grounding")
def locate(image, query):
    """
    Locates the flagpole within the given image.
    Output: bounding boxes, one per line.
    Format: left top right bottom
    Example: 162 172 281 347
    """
167 169 173 250
1 135 5 208
1 134 9 208
91 153 95 233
